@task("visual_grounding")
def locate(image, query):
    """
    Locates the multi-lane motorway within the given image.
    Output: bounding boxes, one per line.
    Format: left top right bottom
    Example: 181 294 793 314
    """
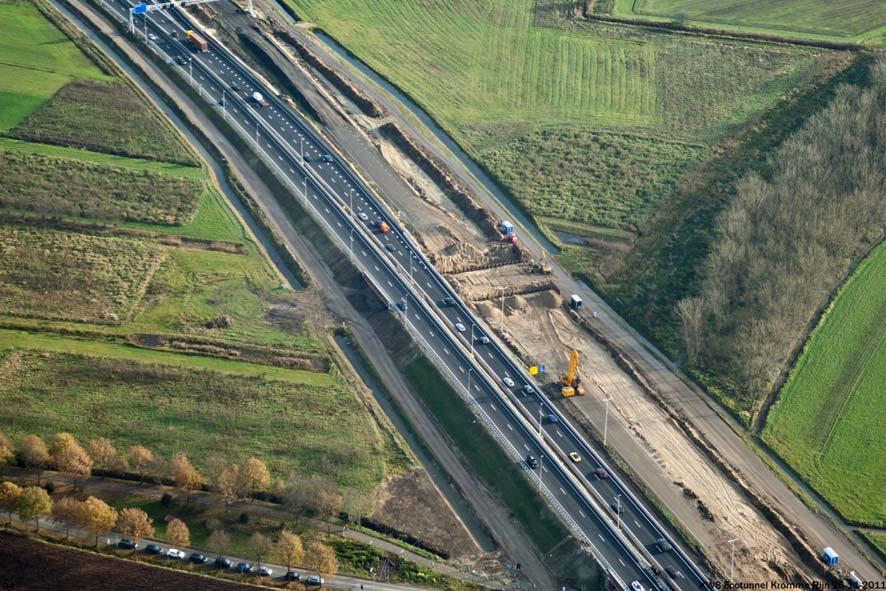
94 1 710 588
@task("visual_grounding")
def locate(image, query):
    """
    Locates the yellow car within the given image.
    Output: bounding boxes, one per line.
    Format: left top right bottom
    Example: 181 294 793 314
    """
569 452 581 463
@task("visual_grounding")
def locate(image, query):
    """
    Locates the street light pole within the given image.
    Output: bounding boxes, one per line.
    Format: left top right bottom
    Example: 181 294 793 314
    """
466 367 473 393
470 324 475 358
499 288 505 334
728 538 738 585
615 494 622 530
602 397 613 446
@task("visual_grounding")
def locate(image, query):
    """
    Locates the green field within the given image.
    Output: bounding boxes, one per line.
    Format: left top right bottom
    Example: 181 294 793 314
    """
293 0 821 237
0 349 386 493
0 225 165 323
0 1 112 130
10 79 198 165
0 147 203 224
763 242 886 526
481 128 704 230
131 246 322 352
617 0 886 42
860 530 886 557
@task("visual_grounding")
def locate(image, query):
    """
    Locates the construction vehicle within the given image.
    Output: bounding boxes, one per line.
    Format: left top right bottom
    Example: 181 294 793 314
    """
185 30 208 52
530 251 553 274
560 349 585 397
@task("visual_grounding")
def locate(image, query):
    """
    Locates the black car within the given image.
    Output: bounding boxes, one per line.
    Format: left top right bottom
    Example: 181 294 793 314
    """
235 562 254 574
284 571 301 581
144 543 162 554
610 502 625 514
438 297 455 307
664 566 683 579
117 539 137 550
214 556 232 569
526 454 539 469
189 552 208 564
385 243 396 253
231 84 241 92
303 154 313 162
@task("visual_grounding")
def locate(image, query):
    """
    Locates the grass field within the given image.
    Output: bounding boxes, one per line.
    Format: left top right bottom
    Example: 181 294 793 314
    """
860 530 886 557
0 348 387 494
293 0 821 235
617 0 886 42
10 79 198 165
0 1 112 130
0 225 164 323
481 128 704 230
763 242 886 526
131 246 322 352
0 148 203 224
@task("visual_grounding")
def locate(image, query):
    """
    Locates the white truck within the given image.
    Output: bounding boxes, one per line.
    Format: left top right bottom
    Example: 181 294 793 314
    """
251 91 268 107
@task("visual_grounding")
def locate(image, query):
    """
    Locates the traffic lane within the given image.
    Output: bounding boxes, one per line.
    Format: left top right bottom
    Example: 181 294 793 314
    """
457 374 651 586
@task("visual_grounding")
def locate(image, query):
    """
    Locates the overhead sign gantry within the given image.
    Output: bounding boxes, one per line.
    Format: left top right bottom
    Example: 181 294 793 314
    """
129 0 253 35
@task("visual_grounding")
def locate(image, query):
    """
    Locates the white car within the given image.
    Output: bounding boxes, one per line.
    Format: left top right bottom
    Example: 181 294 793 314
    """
358 212 369 222
630 581 646 591
454 322 466 333
166 548 186 560
148 33 158 41
306 574 324 586
502 376 515 388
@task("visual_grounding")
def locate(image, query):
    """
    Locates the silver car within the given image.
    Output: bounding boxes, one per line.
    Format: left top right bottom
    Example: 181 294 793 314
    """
502 376 515 388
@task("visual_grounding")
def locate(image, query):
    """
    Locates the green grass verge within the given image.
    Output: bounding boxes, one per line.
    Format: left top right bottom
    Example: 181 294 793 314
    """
763 242 886 526
0 1 111 130
859 530 886 559
0 349 387 491
404 357 567 553
620 0 885 43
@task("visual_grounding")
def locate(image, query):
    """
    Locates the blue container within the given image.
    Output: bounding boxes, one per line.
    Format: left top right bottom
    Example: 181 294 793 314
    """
822 547 839 566
501 220 514 235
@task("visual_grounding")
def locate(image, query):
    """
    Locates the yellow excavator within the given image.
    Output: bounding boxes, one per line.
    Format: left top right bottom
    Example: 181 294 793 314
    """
560 349 585 397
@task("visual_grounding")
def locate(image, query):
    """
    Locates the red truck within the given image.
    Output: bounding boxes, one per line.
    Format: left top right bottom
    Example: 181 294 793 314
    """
186 30 208 52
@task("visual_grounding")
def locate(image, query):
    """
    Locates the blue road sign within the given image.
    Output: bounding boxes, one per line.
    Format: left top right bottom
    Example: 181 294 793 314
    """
539 364 546 374
132 3 148 14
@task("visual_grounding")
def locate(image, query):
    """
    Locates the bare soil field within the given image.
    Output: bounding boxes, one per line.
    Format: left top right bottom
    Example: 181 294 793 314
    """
372 469 480 560
0 531 258 591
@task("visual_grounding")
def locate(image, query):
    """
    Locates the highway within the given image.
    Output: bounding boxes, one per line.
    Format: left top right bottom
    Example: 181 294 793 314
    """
95 1 710 588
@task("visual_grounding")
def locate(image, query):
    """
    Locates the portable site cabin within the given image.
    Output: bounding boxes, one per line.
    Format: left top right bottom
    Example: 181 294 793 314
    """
822 547 839 566
570 294 583 309
500 220 514 235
